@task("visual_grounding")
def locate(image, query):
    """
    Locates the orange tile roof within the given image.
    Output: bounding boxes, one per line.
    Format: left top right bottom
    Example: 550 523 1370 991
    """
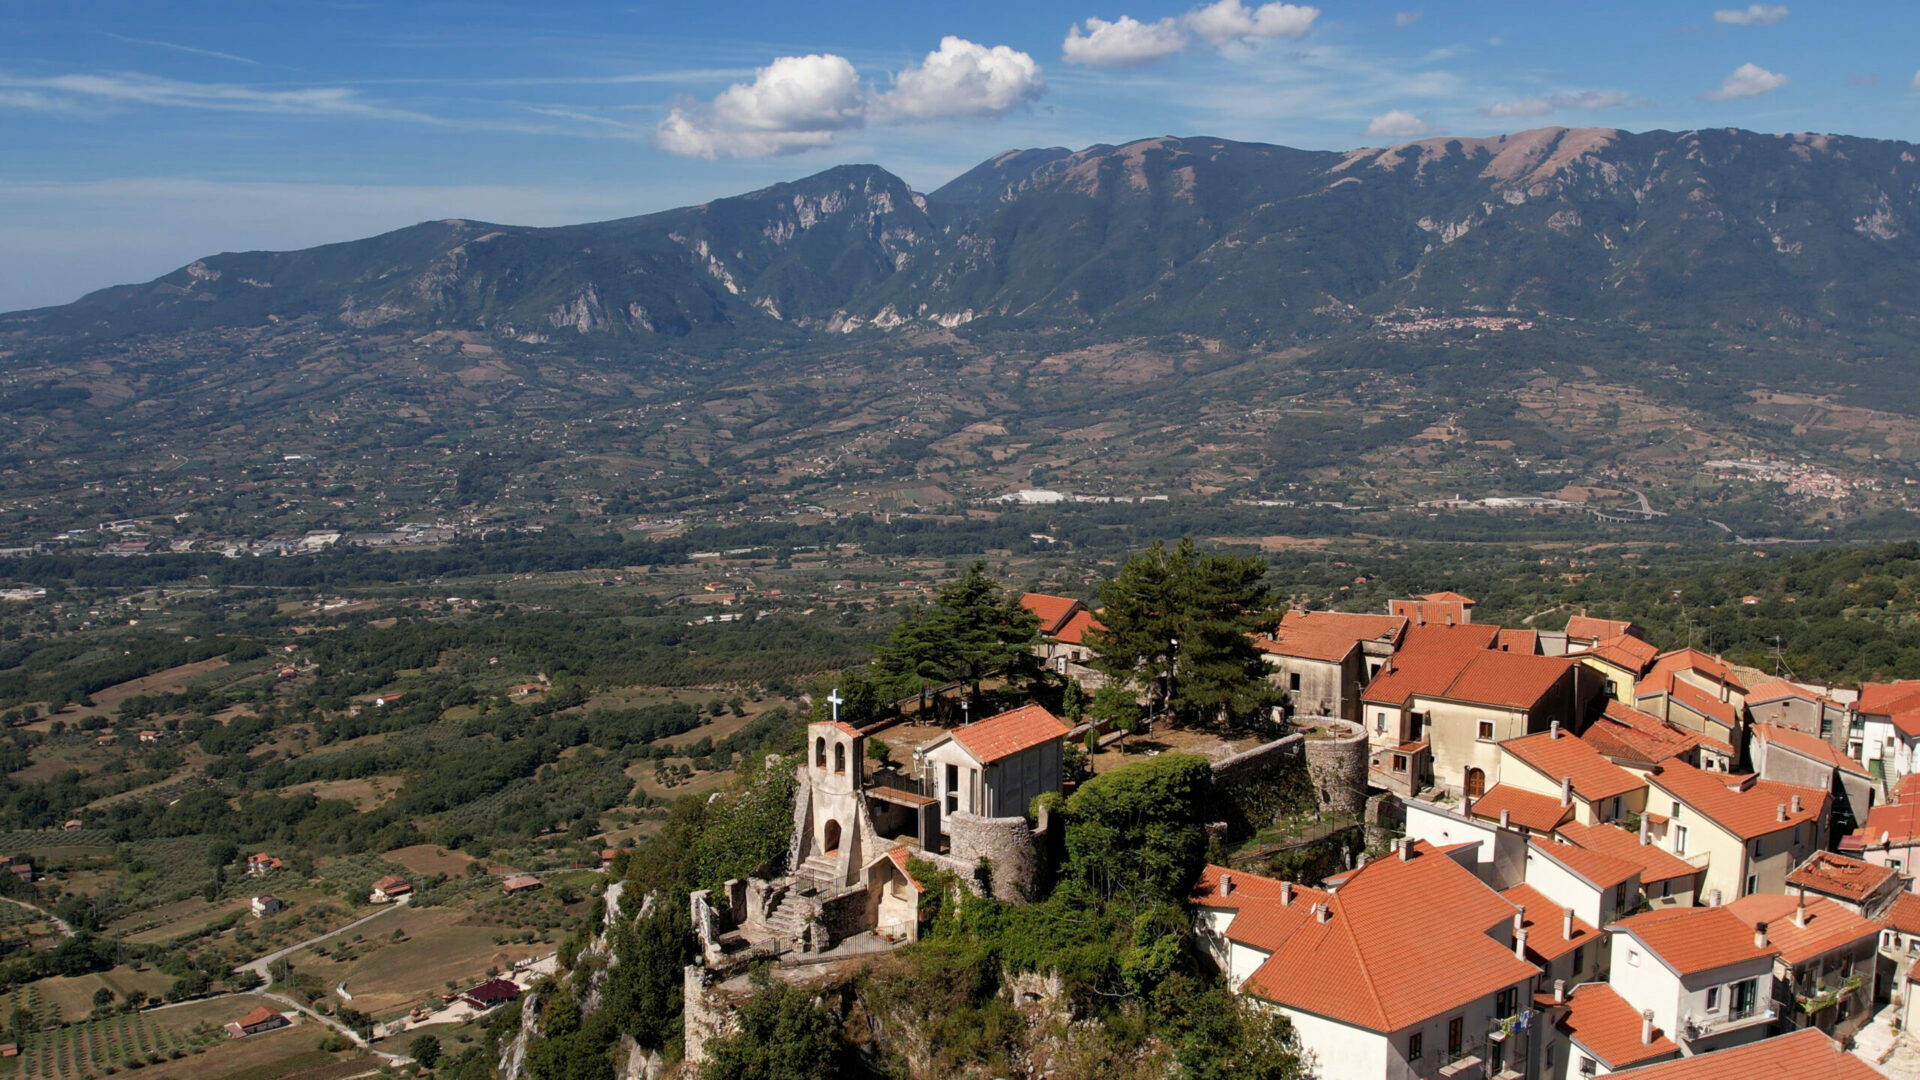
234 1006 283 1028
878 845 924 892
1470 784 1572 834
1784 851 1896 903
1755 723 1868 777
1019 592 1083 636
1582 700 1709 765
1555 821 1702 885
1647 760 1826 841
1860 680 1920 713
1501 882 1600 962
1587 633 1659 673
1421 591 1476 605
1602 1028 1875 1080
1554 982 1679 1069
1880 892 1920 936
1504 729 1644 801
1362 649 1476 706
1745 679 1831 705
1437 651 1575 711
1192 866 1332 952
1279 609 1407 646
1053 609 1102 646
1389 598 1470 626
1652 677 1742 732
1566 615 1638 642
950 704 1069 764
1529 837 1640 890
1236 844 1538 1032
1647 647 1743 691
1611 905 1776 976
1894 773 1920 804
1253 627 1359 664
1725 893 1879 967
1496 628 1538 654
1856 800 1920 849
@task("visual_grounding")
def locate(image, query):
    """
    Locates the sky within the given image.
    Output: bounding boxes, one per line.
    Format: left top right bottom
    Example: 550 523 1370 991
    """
2 1 1917 313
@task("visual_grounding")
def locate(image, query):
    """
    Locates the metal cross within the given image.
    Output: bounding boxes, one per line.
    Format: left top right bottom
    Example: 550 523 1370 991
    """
827 688 844 722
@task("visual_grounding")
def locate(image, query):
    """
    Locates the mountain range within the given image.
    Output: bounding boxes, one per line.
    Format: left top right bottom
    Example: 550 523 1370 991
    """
7 125 1917 348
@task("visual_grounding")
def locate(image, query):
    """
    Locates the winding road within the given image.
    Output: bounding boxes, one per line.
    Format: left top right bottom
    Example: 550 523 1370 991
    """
231 897 410 981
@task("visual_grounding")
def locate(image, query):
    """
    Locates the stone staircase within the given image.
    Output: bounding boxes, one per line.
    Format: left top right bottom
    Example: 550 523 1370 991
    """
763 891 813 942
793 853 840 895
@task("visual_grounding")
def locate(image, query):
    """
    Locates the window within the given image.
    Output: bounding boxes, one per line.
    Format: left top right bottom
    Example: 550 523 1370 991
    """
1745 873 1758 896
1496 987 1517 1018
1751 838 1763 859
1289 672 1301 691
1706 986 1721 1012
1892 859 1905 872
814 737 826 768
1671 800 1681 818
1730 978 1759 1020
1448 1017 1464 1058
1376 711 1388 733
1627 948 1640 967
1610 796 1623 821
1392 754 1408 773
1616 882 1628 912
945 764 959 814
1579 1055 1598 1077
1661 880 1673 899
1477 720 1495 741
1573 944 1586 974
1408 1033 1423 1062
834 741 846 774
1673 825 1689 855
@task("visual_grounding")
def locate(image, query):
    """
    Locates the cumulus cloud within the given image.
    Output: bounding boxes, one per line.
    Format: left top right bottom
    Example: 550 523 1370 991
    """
1063 1 1319 65
1706 61 1787 100
1713 4 1788 25
872 36 1045 121
1062 15 1187 66
1394 10 1423 27
1185 1 1320 46
656 54 863 159
1484 89 1632 117
1366 109 1429 137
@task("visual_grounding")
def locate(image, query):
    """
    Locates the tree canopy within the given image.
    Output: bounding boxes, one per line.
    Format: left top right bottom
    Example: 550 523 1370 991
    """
872 560 1041 698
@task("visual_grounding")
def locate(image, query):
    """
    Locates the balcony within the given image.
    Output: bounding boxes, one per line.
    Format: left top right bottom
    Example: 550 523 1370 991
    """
1684 1005 1774 1041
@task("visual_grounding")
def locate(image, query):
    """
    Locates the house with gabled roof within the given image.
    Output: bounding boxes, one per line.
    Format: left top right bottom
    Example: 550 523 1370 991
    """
1636 672 1746 750
1578 634 1660 704
1612 1027 1879 1080
1497 724 1645 827
1744 678 1853 749
1521 837 1641 934
1357 622 1498 797
1563 615 1643 652
1253 626 1363 722
1501 881 1605 988
1856 680 1920 787
1845 796 1920 885
1786 850 1903 918
1280 609 1407 684
1724 892 1879 1039
921 704 1068 831
1191 840 1541 1080
1642 761 1827 904
1751 723 1872 839
1555 820 1701 908
1408 649 1596 804
1582 699 1734 775
1534 980 1680 1079
1018 593 1105 683
1606 905 1779 1056
1388 591 1473 627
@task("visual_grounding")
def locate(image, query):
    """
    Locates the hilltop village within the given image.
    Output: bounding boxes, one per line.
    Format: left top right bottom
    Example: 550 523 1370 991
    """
681 586 1920 1080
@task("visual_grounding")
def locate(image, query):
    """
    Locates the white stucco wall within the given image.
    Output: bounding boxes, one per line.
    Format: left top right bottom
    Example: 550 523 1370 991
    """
1521 847 1609 927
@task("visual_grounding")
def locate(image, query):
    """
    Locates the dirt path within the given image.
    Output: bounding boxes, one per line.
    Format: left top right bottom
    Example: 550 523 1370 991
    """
232 898 410 980
2 896 73 937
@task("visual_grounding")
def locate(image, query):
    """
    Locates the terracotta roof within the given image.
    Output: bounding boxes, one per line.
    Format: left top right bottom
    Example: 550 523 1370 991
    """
1504 729 1644 801
1587 633 1658 673
1746 679 1831 705
1253 627 1358 664
1647 760 1826 841
1650 677 1742 732
1582 700 1708 765
1785 851 1897 903
371 875 410 892
951 704 1069 764
1725 893 1879 967
1603 1028 1874 1080
1860 680 1920 713
1469 784 1572 833
1566 615 1638 642
1554 982 1679 1069
1019 592 1083 636
1856 800 1920 849
1053 609 1103 646
1894 773 1920 804
1279 609 1407 646
878 845 925 893
1555 821 1700 885
1529 837 1640 890
1420 591 1476 605
1881 892 1920 936
1389 598 1470 626
1755 723 1868 778
1496 629 1538 654
1437 651 1575 711
1501 882 1600 962
821 720 863 737
234 1006 283 1028
1611 905 1776 976
1236 844 1538 1032
1191 866 1332 952
1647 647 1744 692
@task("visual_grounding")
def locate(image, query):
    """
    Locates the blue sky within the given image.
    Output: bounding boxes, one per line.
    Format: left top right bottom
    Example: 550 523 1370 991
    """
2 1 1917 313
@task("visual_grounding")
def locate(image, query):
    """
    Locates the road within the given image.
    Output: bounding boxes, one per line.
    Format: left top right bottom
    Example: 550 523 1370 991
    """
144 989 409 1065
232 897 410 981
2 896 72 937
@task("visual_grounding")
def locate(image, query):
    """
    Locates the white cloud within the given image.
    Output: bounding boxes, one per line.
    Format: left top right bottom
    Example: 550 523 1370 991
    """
1185 1 1320 46
1911 70 1920 91
1366 109 1428 137
656 53 864 159
1713 4 1788 26
1706 62 1787 100
1062 15 1187 67
1484 89 1632 117
104 33 259 66
1393 10 1423 27
872 37 1045 121
0 72 433 121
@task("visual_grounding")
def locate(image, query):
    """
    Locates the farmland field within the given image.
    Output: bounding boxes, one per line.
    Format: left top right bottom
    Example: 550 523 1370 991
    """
10 995 325 1080
287 905 553 1017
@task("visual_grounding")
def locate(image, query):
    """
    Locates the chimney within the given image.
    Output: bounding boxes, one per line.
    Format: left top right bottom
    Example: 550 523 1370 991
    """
1551 720 1562 740
1883 830 1893 848
1776 803 1788 823
1795 895 1809 929
1563 906 1576 942
1641 1009 1655 1047
1357 853 1371 869
1754 921 1769 949
1462 793 1474 818
1554 979 1567 1004
1315 902 1332 924
1500 809 1513 829
1640 817 1651 845
1515 927 1530 960
1280 881 1295 906
1445 613 1454 627
1400 837 1415 862
1513 905 1527 935
1218 872 1233 897
1561 776 1575 808
1792 794 1804 814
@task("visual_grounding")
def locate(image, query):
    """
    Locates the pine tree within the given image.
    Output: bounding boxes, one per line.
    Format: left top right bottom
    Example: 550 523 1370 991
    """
873 560 1040 700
